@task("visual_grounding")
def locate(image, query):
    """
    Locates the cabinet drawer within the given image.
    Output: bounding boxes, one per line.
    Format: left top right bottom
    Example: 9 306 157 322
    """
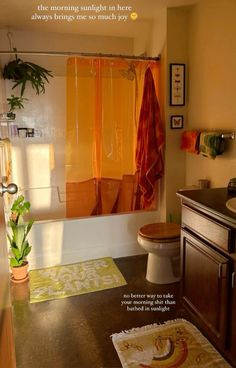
182 204 233 252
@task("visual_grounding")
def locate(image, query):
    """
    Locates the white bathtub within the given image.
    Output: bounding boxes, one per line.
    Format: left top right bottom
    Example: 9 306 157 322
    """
6 186 160 270
27 210 160 270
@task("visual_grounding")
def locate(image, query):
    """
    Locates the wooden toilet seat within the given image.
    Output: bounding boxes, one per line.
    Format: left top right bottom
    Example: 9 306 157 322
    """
138 223 180 242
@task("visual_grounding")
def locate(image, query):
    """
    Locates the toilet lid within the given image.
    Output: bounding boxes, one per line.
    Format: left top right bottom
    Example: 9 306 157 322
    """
138 223 180 241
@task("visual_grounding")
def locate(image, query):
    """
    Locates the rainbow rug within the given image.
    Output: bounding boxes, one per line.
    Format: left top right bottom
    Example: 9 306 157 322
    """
112 319 232 367
29 257 126 303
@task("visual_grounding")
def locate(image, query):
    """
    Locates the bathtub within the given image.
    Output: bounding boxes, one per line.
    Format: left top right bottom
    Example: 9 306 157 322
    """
8 187 160 270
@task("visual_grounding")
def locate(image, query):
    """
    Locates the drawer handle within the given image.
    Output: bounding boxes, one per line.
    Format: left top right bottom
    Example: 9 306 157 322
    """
232 272 235 288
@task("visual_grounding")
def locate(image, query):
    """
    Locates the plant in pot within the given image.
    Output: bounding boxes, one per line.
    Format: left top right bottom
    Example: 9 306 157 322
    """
7 195 34 283
1 49 53 123
3 50 53 97
6 94 28 120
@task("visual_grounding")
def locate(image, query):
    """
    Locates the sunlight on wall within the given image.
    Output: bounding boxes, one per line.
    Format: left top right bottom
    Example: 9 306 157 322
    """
12 143 52 211
28 221 64 269
26 143 52 212
12 143 52 187
11 142 66 219
26 144 51 187
12 145 24 188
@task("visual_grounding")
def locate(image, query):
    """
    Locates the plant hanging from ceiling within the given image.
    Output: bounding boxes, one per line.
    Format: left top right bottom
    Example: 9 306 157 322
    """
1 48 53 118
3 49 53 97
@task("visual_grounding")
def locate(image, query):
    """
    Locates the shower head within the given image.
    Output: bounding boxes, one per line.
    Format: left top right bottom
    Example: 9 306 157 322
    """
121 63 136 81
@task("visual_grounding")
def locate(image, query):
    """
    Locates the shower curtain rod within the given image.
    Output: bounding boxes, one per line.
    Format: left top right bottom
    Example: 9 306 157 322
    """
0 50 160 61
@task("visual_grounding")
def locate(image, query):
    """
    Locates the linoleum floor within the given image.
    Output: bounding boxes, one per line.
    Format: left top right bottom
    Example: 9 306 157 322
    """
12 255 182 368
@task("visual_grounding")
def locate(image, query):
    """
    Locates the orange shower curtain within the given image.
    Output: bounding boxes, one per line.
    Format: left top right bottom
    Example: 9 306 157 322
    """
66 57 162 217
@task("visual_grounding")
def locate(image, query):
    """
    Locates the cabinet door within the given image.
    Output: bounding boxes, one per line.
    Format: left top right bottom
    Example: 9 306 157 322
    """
229 264 236 362
181 229 230 347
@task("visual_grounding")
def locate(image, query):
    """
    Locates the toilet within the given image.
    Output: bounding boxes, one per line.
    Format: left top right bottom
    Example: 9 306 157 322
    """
137 223 181 284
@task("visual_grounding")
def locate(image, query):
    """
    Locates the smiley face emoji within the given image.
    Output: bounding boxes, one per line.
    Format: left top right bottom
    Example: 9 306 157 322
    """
130 12 138 21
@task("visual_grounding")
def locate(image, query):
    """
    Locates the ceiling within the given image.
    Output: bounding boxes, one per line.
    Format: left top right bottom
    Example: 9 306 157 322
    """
0 0 198 38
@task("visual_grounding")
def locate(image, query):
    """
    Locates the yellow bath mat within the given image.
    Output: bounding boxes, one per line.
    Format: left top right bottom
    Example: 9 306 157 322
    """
29 257 126 303
112 319 232 367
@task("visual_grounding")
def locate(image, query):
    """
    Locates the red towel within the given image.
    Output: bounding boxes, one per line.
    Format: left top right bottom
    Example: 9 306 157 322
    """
180 130 200 154
135 67 165 209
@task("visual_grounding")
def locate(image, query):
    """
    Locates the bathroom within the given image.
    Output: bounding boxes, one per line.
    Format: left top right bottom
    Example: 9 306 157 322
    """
1 0 236 367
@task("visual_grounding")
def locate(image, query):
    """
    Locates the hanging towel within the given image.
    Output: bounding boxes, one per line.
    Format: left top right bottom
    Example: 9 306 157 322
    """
199 132 225 159
135 67 165 209
180 130 200 154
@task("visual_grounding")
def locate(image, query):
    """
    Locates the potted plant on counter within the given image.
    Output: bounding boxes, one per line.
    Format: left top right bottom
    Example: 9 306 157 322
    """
7 195 34 282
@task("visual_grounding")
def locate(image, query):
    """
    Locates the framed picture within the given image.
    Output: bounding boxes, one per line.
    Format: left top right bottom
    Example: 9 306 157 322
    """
171 115 183 129
170 63 185 106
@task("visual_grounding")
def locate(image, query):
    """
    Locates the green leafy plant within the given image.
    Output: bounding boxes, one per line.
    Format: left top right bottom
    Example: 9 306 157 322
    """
7 95 28 111
7 195 34 267
3 51 53 97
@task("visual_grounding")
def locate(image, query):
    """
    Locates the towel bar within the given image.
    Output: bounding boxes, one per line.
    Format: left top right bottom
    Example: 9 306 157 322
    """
221 132 235 139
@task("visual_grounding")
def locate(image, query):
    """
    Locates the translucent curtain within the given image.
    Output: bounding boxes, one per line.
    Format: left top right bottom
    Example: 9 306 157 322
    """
66 57 162 217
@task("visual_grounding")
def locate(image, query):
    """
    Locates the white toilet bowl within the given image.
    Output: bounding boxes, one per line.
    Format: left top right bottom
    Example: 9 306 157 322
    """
137 223 181 284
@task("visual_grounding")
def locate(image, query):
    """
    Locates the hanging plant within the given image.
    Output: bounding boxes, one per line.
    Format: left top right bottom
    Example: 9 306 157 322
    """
3 50 53 97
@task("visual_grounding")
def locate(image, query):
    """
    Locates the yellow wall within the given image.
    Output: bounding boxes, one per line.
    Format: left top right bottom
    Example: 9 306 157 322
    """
164 7 189 222
162 1 236 222
147 7 189 222
186 0 236 187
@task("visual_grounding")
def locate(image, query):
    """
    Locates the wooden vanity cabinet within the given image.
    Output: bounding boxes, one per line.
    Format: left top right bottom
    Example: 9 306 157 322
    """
179 198 236 366
229 262 236 363
181 229 230 347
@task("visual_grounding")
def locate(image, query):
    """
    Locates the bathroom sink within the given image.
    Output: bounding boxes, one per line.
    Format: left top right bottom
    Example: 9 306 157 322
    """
226 197 236 213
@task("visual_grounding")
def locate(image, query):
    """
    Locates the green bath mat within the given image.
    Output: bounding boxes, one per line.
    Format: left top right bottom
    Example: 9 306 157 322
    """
29 257 127 303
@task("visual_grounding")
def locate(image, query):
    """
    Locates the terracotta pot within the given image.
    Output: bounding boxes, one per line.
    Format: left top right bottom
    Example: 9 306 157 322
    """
11 262 29 283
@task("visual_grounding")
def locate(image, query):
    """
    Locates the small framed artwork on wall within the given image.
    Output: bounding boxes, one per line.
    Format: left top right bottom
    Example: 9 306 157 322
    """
170 63 185 106
171 115 184 129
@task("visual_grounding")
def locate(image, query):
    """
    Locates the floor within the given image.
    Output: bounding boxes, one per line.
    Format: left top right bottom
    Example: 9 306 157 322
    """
11 255 184 368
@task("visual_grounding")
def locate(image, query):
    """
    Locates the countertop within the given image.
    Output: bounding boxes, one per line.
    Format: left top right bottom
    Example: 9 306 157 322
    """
177 187 236 226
